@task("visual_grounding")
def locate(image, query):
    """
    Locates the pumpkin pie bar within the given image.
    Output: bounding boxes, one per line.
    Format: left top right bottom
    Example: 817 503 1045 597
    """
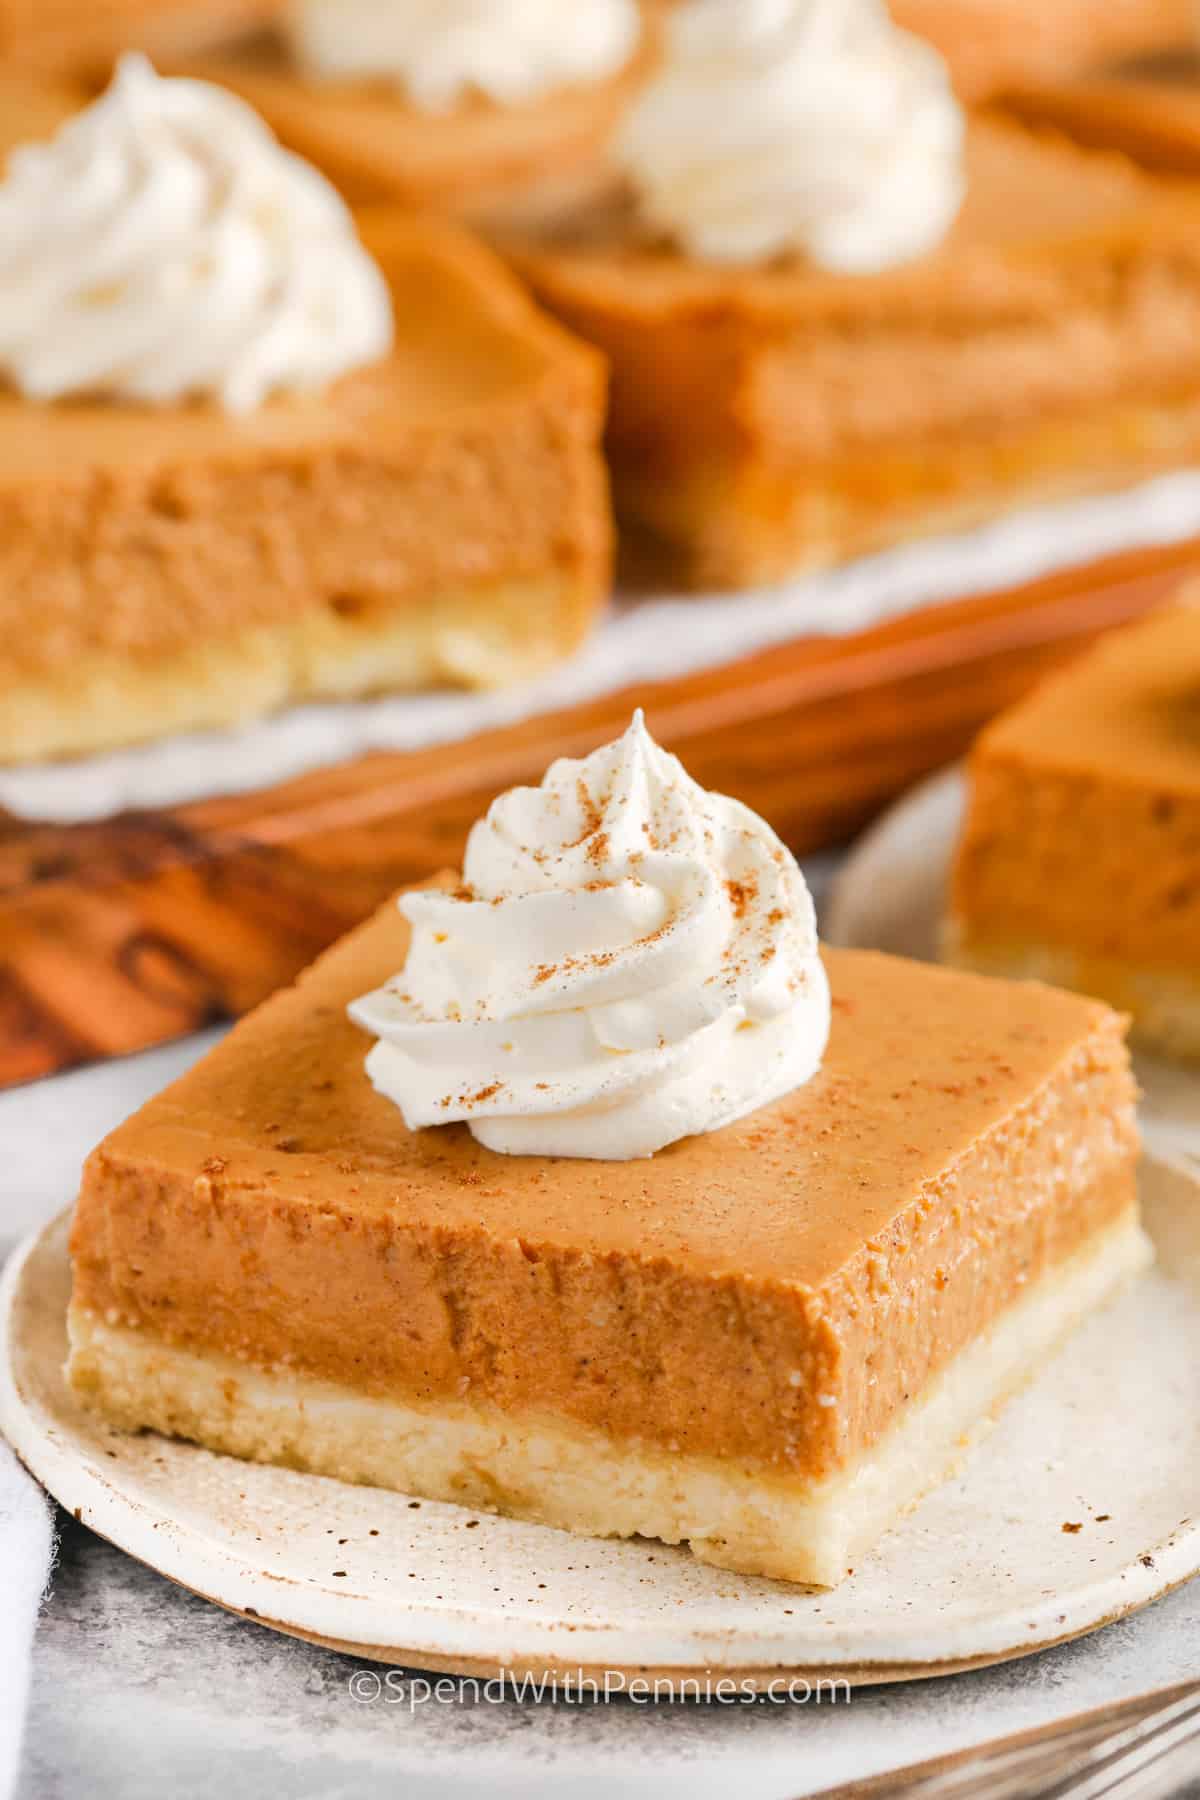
949 601 1200 1061
891 0 1192 102
67 899 1145 1587
0 206 610 765
508 114 1200 588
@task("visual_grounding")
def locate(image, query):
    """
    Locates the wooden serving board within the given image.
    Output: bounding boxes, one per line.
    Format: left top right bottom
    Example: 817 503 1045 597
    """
2 537 1197 1089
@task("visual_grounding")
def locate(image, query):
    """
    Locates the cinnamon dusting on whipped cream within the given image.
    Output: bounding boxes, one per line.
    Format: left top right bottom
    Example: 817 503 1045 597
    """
349 712 830 1159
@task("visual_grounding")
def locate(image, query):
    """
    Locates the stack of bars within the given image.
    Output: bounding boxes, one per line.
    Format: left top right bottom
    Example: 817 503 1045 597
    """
2 0 1200 771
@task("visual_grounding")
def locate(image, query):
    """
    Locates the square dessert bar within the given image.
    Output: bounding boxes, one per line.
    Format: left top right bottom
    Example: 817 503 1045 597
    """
509 116 1200 588
950 601 1200 1060
68 893 1145 1586
0 213 610 763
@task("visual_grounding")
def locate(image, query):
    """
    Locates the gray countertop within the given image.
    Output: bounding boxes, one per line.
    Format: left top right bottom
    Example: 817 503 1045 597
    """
21 1520 1200 1800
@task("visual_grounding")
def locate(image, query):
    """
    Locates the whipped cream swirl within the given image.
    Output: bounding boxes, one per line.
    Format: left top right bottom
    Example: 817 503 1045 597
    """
350 714 830 1160
288 0 642 110
618 0 965 272
0 55 393 412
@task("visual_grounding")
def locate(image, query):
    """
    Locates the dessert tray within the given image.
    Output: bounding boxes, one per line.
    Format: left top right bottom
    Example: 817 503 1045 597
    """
3 1191 1197 1687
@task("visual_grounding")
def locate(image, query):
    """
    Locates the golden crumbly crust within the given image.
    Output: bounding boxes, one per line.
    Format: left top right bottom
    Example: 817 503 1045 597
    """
68 897 1140 1484
0 214 611 761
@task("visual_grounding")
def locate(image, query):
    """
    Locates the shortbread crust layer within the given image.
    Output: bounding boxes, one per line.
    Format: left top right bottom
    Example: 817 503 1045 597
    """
66 1204 1150 1586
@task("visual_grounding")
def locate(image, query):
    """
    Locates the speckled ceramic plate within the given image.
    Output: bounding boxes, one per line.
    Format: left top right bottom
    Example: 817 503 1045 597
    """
2 1192 1198 1687
824 767 1200 1168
